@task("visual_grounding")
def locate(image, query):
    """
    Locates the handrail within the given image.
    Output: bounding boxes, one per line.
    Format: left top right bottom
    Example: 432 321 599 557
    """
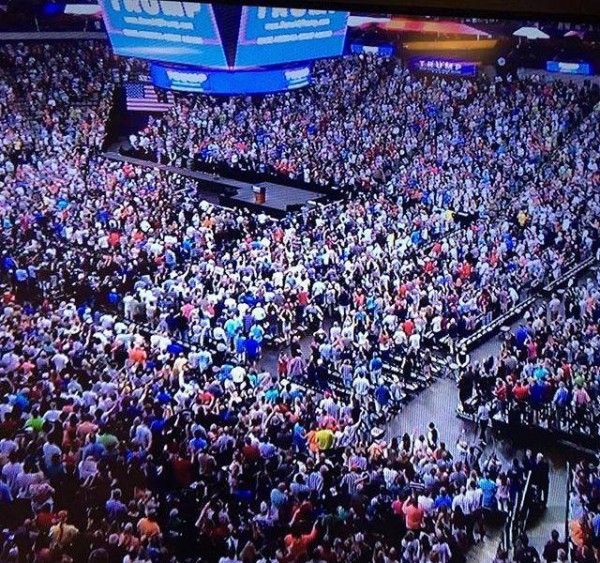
520 470 533 515
489 399 600 450
497 470 534 559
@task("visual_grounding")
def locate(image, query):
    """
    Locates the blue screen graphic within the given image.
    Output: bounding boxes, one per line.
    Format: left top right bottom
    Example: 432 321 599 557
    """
350 43 395 57
235 7 349 68
151 62 312 94
99 0 227 68
546 61 592 75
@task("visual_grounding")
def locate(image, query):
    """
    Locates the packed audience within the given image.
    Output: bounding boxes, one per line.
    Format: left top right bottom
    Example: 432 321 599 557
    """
0 298 529 562
568 456 600 562
460 271 600 436
137 55 591 191
0 38 599 562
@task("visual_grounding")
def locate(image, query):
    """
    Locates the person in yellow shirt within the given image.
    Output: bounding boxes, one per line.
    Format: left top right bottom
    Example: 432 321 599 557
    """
49 511 79 550
315 428 334 451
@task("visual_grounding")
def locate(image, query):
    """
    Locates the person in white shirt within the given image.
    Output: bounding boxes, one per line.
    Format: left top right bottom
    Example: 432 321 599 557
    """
418 490 435 517
452 486 469 516
464 480 484 542
352 374 370 399
409 332 421 351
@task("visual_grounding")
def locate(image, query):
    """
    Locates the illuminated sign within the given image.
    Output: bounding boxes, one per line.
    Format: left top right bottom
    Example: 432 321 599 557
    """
411 58 478 76
546 61 592 75
151 61 312 94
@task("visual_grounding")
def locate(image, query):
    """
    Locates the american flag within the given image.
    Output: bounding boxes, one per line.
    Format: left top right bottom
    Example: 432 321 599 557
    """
125 83 174 113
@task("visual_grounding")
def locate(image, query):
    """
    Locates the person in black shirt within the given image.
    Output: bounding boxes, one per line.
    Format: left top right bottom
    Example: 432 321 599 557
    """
542 530 564 563
515 533 540 563
457 370 474 411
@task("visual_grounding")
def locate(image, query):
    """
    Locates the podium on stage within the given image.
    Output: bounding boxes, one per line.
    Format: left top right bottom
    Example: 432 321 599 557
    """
253 184 266 204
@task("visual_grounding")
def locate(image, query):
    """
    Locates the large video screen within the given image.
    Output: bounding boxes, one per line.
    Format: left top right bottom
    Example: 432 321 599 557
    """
98 0 227 67
99 1 348 69
235 7 349 68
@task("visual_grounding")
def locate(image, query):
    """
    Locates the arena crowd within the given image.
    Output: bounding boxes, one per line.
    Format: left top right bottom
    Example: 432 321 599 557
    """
0 40 599 562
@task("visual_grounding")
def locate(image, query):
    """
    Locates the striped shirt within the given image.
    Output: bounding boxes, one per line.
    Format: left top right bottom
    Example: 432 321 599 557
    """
307 471 324 493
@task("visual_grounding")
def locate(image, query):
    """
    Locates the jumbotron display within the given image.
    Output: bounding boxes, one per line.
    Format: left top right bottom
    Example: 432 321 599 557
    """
234 6 349 67
99 0 228 67
99 1 349 72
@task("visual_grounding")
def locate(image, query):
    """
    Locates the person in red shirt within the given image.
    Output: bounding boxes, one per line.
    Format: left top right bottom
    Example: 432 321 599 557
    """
513 380 530 402
241 437 260 463
284 519 319 562
172 448 194 488
35 504 56 532
402 496 425 531
494 378 509 413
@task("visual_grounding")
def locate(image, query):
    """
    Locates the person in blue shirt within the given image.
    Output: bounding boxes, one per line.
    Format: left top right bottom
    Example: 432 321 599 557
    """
242 291 258 307
0 477 13 506
370 354 383 374
434 487 452 510
515 325 529 348
552 381 570 428
82 434 105 460
189 430 207 453
591 513 600 547
155 388 172 404
224 317 241 348
150 416 166 436
15 268 28 283
105 489 128 521
242 311 254 332
108 288 120 307
235 334 246 362
1 255 16 273
533 365 549 381
265 386 279 403
292 422 307 453
479 473 498 511
250 323 264 346
375 384 390 413
245 336 260 366
529 379 547 407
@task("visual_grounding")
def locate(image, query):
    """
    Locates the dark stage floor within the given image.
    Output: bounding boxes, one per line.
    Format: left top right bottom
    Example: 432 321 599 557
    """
222 181 328 217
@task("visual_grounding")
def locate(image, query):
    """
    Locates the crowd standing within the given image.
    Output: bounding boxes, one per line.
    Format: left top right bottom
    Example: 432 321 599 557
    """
0 296 528 563
0 40 598 562
458 256 600 438
568 456 600 562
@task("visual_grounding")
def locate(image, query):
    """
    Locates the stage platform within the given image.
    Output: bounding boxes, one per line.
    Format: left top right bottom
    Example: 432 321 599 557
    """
220 181 329 218
104 147 334 218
